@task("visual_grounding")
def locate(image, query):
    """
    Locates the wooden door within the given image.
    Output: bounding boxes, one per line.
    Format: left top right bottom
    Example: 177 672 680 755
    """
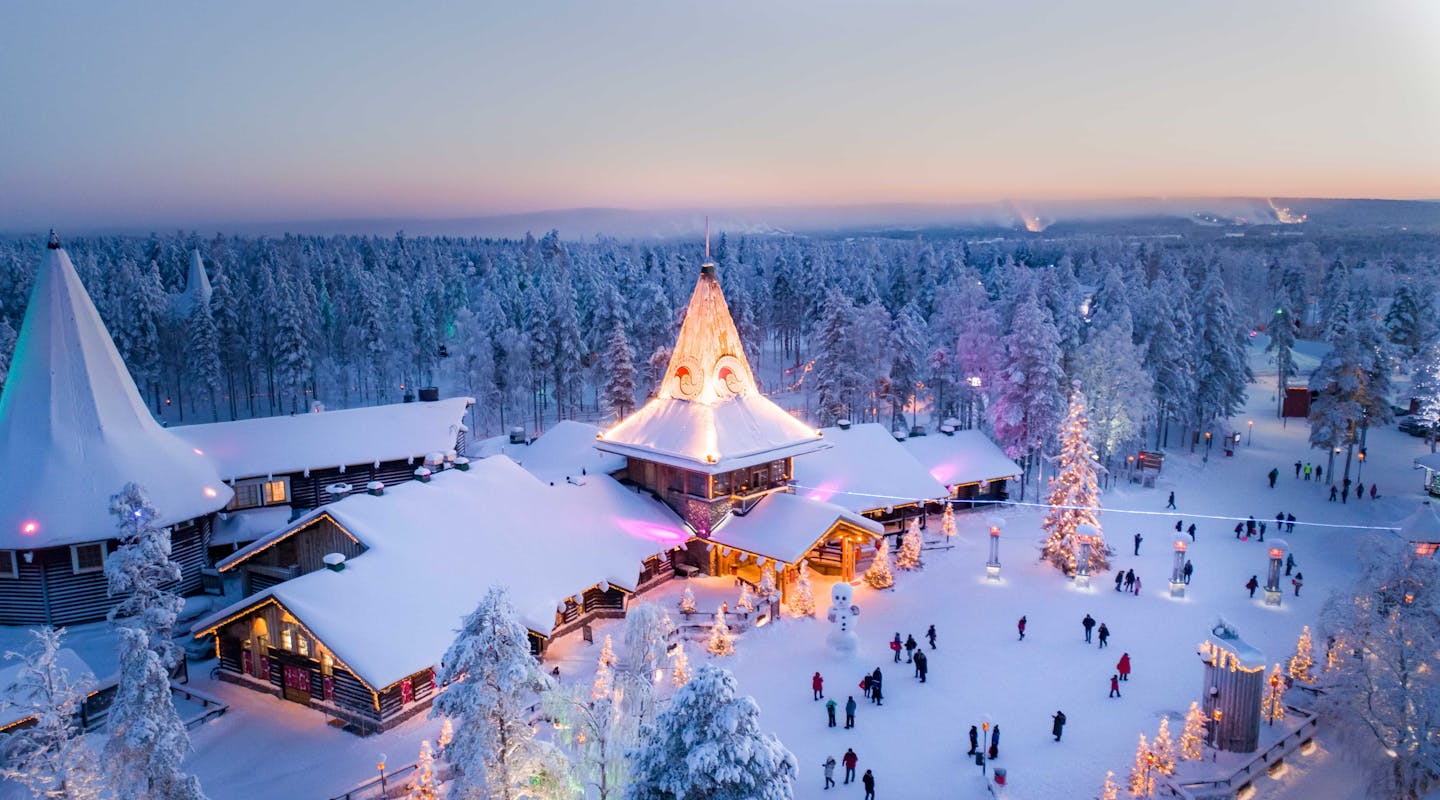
282 664 311 705
841 538 857 582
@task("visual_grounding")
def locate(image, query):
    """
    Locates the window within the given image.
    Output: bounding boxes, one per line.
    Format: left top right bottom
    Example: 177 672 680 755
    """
320 653 334 677
297 634 310 657
0 550 16 579
281 625 294 651
70 543 106 574
227 478 291 511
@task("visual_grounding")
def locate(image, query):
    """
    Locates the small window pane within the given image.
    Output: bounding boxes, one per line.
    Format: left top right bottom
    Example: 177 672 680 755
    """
281 626 294 651
264 480 288 505
0 550 16 579
72 544 105 573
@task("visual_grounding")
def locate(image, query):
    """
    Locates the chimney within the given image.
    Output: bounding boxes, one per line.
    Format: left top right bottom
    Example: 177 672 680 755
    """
837 419 852 431
323 553 346 572
509 426 527 445
414 466 432 483
367 481 385 496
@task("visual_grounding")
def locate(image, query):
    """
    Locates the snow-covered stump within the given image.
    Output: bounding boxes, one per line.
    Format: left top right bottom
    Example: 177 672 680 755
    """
986 518 1003 580
1170 540 1188 598
1263 545 1284 606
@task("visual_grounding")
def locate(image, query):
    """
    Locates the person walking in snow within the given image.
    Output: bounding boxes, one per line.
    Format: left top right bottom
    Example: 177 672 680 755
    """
1097 622 1110 648
845 695 857 728
1018 615 1027 640
826 698 837 728
1183 560 1193 584
1329 484 1338 502
1370 484 1378 500
1287 512 1296 532
1124 569 1135 591
1314 464 1322 483
871 668 884 706
1117 652 1132 681
860 674 871 699
1285 553 1296 576
823 756 836 789
1342 477 1352 504
861 769 875 800
1246 516 1256 537
904 634 917 663
967 725 979 755
1166 491 1176 509
1276 512 1285 530
1304 463 1312 480
1132 575 1142 596
1052 710 1067 741
1082 613 1096 643
1294 459 1302 478
1246 575 1260 598
989 725 1001 759
813 671 824 700
926 624 937 649
1356 482 1365 501
842 748 858 784
914 650 928 683
1268 468 1279 488
1109 674 1122 698
1134 532 1143 555
1258 521 1266 542
1234 522 1245 539
1292 572 1304 597
1115 570 1125 591
1187 523 1197 542
1174 519 1183 533
890 633 902 663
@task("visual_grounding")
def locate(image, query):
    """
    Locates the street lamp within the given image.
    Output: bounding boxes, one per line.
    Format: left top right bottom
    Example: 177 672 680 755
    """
1247 420 1254 445
1170 540 1187 597
1205 431 1212 457
1357 450 1366 481
1268 671 1281 726
377 754 389 799
986 518 1003 580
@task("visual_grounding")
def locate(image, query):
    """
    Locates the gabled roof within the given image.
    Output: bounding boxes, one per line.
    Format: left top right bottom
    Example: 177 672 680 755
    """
707 491 882 565
1398 501 1440 543
899 429 1023 488
597 264 823 473
473 420 625 482
793 423 950 513
170 249 212 319
171 397 472 481
193 456 685 691
0 239 231 549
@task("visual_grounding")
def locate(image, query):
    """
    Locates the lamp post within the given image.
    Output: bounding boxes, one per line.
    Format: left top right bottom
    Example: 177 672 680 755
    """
1357 449 1366 481
1170 540 1187 597
1248 420 1254 445
1075 526 1094 589
1264 547 1284 606
1205 431 1212 458
1268 670 1281 726
377 754 389 799
986 518 1002 580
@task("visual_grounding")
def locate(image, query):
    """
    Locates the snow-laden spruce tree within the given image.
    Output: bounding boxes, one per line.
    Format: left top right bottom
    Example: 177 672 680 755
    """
707 611 735 657
601 319 638 421
432 587 571 800
1309 293 1394 479
626 664 796 800
407 740 440 800
593 635 618 700
1386 282 1432 362
1319 257 1352 341
812 288 862 425
1265 301 1299 418
105 483 209 800
670 644 691 688
1152 716 1176 776
1190 264 1254 429
1411 332 1440 452
889 303 927 428
1128 733 1155 798
1141 274 1196 449
1289 626 1315 683
186 298 223 421
864 538 895 589
756 565 778 610
0 311 16 396
736 584 755 615
896 517 923 570
679 587 697 616
1073 308 1154 464
990 283 1065 501
1098 770 1119 800
1319 536 1440 799
788 562 816 617
1262 664 1287 725
615 601 676 728
1040 387 1109 574
0 627 105 800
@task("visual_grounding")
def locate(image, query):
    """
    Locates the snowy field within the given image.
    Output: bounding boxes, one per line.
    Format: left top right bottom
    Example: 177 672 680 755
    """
2 337 1428 800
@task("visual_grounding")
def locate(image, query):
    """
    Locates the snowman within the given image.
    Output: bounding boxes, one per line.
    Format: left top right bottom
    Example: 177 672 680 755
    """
826 581 861 655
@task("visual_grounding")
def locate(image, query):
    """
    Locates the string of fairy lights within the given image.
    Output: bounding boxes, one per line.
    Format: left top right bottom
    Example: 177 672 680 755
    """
786 483 1403 533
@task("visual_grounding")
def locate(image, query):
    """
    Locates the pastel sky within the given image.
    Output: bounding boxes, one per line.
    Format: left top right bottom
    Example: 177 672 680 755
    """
3 1 1438 230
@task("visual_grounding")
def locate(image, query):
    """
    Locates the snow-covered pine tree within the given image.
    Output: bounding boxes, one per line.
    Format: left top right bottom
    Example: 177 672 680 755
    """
274 270 314 415
707 611 735 657
991 283 1065 500
942 271 1003 429
449 306 498 420
438 717 454 754
736 584 755 614
615 602 676 725
1385 282 1431 362
864 538 895 589
670 644 691 687
1142 275 1196 450
813 288 862 425
625 664 796 800
1262 664 1287 725
431 587 569 800
601 319 638 421
941 502 957 541
187 298 224 421
1289 626 1315 683
594 634 618 699
1041 387 1109 574
106 483 184 663
1412 332 1440 451
1319 257 1352 340
1128 733 1155 798
0 313 17 396
1180 702 1206 761
0 627 104 800
107 625 208 800
1074 309 1154 464
680 587 697 616
1099 770 1119 800
896 517 923 570
757 564 778 607
1152 716 1176 776
407 740 440 800
889 303 927 428
1309 294 1395 477
1191 264 1255 428
788 562 816 616
543 679 628 800
1265 300 1299 418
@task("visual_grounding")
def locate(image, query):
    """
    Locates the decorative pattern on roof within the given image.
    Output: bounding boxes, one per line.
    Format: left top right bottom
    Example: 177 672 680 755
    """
0 241 231 549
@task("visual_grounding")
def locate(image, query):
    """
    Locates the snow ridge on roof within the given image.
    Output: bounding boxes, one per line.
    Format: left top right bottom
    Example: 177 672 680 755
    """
0 243 231 549
899 429 1022 488
795 423 949 513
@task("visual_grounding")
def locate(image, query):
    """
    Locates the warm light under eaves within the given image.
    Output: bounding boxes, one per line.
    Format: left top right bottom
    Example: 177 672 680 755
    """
21 521 38 535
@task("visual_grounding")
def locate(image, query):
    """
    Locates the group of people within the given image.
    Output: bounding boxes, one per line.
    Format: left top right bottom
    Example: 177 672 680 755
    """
1329 477 1378 503
1112 568 1142 595
821 750 874 798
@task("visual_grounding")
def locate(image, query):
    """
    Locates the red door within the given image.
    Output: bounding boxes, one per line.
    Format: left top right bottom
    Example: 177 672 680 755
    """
400 677 414 704
282 665 312 705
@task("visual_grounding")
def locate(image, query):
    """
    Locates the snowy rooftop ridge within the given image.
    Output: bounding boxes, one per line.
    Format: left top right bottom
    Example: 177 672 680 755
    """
0 241 231 549
598 264 824 473
794 422 950 514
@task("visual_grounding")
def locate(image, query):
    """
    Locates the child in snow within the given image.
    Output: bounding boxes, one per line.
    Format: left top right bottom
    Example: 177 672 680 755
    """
826 698 837 728
813 671 824 700
1132 575 1142 596
1097 622 1110 648
860 674 871 698
1234 522 1244 539
1109 674 1122 698
1052 710 1067 741
1018 615 1027 640
845 696 856 728
822 756 836 789
1117 652 1131 681
843 748 858 783
1246 575 1260 598
926 624 937 649
1292 572 1304 596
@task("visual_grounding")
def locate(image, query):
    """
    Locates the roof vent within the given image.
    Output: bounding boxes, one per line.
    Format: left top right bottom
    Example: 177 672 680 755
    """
837 419 852 430
939 425 955 436
453 456 471 471
323 553 346 572
367 481 385 496
414 466 432 483
419 386 440 402
325 482 353 497
509 427 527 445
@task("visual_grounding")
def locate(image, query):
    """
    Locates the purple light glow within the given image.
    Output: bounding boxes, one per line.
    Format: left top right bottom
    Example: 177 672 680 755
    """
615 517 688 544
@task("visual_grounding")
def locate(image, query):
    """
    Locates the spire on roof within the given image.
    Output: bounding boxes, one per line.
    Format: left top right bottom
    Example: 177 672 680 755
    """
46 229 60 250
172 249 213 318
0 242 230 549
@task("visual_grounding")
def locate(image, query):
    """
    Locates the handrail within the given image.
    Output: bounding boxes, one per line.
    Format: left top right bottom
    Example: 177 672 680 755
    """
1163 706 1318 797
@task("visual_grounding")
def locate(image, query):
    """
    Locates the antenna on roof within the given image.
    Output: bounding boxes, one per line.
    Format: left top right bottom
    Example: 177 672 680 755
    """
47 229 61 250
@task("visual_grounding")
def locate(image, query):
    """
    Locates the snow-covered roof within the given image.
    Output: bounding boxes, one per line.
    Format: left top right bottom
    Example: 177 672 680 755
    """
1398 501 1440 542
707 492 882 565
597 264 824 473
0 647 111 731
210 506 295 548
0 241 232 550
194 456 686 691
471 420 624 482
793 423 950 513
1414 452 1440 473
899 429 1022 488
170 249 212 319
171 397 472 481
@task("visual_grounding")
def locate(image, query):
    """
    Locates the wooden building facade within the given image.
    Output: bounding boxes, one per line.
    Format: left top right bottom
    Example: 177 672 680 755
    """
217 513 368 596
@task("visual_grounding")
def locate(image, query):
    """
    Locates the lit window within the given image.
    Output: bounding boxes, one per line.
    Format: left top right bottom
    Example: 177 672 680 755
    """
298 635 310 657
1415 542 1439 557
281 626 294 651
70 543 106 574
0 550 16 579
321 653 334 677
264 480 288 505
227 478 291 510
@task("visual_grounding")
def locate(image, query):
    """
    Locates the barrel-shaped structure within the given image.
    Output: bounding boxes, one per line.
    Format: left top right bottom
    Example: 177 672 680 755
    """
1198 636 1265 752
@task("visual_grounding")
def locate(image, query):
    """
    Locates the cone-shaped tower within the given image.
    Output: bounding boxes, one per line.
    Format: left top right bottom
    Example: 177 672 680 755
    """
171 248 213 318
0 235 231 551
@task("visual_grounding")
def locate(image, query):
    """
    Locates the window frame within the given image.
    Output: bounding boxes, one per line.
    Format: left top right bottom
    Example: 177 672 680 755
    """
227 477 292 511
69 542 107 575
0 550 17 579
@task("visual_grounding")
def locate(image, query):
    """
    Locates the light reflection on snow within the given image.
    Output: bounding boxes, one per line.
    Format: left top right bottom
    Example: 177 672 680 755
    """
804 481 842 504
615 518 687 544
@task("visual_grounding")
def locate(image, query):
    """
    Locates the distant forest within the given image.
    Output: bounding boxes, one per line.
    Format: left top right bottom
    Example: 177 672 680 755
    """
0 227 1435 483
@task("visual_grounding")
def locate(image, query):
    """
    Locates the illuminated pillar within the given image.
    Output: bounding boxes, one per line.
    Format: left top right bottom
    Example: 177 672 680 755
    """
1170 540 1188 597
1264 547 1283 606
986 518 1002 580
1074 523 1096 588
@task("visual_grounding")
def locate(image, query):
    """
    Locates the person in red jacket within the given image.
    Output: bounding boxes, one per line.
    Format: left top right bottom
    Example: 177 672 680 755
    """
1109 674 1121 698
1117 652 1132 681
1017 615 1027 641
812 671 824 700
842 748 859 784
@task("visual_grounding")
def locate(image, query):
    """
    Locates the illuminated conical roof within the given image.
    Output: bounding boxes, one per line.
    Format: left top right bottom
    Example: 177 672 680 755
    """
598 262 823 473
0 235 231 549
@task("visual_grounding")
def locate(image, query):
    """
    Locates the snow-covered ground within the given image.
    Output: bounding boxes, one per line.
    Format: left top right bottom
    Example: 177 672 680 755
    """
2 337 1427 799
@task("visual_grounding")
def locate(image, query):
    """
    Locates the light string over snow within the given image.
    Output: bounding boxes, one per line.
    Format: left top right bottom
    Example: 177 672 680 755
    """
786 483 1402 533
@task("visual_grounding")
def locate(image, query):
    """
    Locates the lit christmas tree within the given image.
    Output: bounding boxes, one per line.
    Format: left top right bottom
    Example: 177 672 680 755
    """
896 517 923 570
1041 386 1110 574
438 717 454 754
1099 770 1119 800
593 634 618 699
756 563 778 608
1288 626 1314 683
707 610 735 657
736 583 756 614
407 740 440 800
680 586 697 616
864 538 896 589
940 502 957 541
1128 733 1155 798
1179 702 1206 762
1151 716 1176 776
1325 634 1344 672
1263 663 1287 725
670 643 691 687
788 562 816 617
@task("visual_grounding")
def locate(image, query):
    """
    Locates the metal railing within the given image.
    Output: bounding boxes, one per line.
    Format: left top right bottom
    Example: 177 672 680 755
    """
1162 705 1319 799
